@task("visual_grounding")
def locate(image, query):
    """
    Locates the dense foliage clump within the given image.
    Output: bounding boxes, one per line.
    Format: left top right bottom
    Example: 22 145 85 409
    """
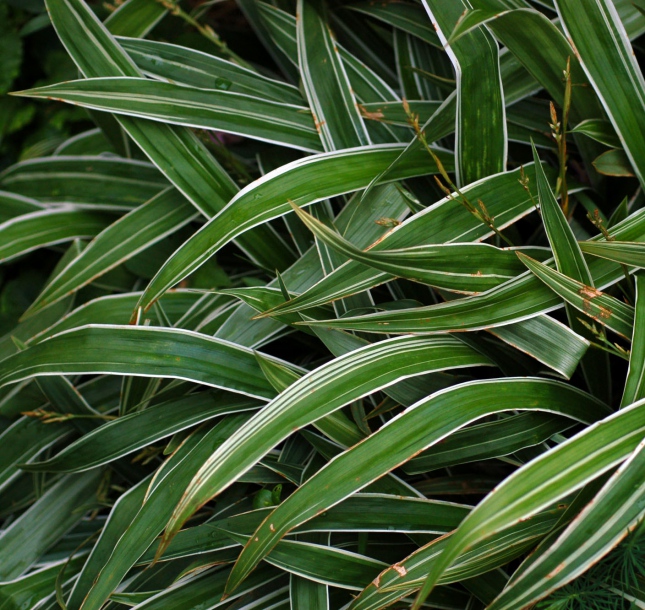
2 0 645 608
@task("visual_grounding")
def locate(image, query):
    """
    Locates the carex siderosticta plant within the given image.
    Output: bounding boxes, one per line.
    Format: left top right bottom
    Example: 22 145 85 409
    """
2 0 645 607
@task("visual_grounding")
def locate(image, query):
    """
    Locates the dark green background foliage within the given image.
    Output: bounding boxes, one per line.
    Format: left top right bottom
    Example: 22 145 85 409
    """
2 0 645 608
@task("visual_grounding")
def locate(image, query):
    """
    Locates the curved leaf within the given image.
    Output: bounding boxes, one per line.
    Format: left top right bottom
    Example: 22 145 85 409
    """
160 335 491 552
0 325 279 400
225 378 609 594
136 143 453 313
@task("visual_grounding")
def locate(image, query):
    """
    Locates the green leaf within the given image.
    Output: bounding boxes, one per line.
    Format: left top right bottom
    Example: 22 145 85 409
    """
298 0 369 150
224 378 608 594
290 571 328 610
0 208 114 264
262 163 548 317
78 416 250 610
290 201 543 293
622 273 645 407
447 8 507 45
143 495 471 567
103 0 167 38
518 253 634 339
402 411 575 474
131 565 286 610
118 37 303 105
45 0 293 271
412 394 645 606
24 290 202 345
0 470 100 580
0 325 280 400
556 0 645 188
24 188 198 316
0 557 87 610
579 240 645 268
0 190 43 223
347 1 441 48
489 315 589 379
466 4 603 127
570 118 622 148
352 510 562 608
15 77 322 153
295 201 645 335
23 391 260 473
0 416 72 491
136 143 453 314
67 474 151 610
531 142 607 397
160 336 490 552
532 143 592 285
423 0 507 185
227 529 389 590
592 148 635 177
0 155 167 207
487 437 645 609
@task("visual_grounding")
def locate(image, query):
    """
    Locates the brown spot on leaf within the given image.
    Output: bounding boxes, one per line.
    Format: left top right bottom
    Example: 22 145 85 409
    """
579 286 602 299
547 562 567 578
359 104 385 121
393 564 407 577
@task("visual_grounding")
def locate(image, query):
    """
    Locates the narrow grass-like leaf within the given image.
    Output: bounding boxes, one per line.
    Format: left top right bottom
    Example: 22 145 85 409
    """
352 511 562 608
0 208 113 264
67 475 150 610
25 290 201 345
487 437 645 609
296 204 645 335
556 0 645 188
0 557 87 610
297 0 368 150
570 118 622 148
161 336 490 552
0 470 100 580
466 4 603 125
579 240 645 268
402 412 574 474
136 144 452 313
263 163 548 317
0 416 72 491
133 566 286 610
290 572 328 610
16 78 322 153
0 325 279 400
103 0 167 37
531 142 608 396
24 392 260 473
24 189 197 316
0 155 167 206
412 395 645 606
489 316 589 379
622 273 645 407
518 253 634 338
422 0 506 185
225 378 608 594
46 0 293 270
79 416 250 610
225 530 387 590
291 201 542 293
143 495 471 567
0 190 43 222
118 37 303 105
532 144 592 284
348 1 441 48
